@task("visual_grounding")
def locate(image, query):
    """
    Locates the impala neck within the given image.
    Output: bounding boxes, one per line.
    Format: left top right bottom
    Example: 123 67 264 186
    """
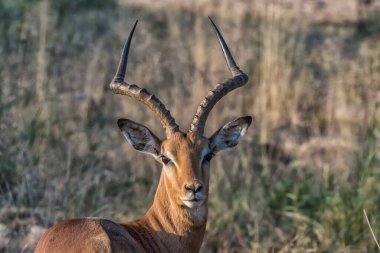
135 173 208 252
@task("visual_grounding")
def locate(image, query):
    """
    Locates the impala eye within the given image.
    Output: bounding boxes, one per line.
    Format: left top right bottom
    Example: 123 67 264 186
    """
160 155 171 165
204 152 215 162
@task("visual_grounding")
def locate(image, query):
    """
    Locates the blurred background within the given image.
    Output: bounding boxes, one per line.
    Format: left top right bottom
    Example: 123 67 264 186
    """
1 0 380 252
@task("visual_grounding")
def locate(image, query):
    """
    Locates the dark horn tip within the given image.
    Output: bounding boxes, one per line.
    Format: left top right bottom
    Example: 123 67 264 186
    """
208 16 218 31
130 20 138 35
113 20 139 83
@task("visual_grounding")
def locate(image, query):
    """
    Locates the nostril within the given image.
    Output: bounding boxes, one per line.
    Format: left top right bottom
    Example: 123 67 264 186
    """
184 184 194 192
184 182 203 193
194 184 203 193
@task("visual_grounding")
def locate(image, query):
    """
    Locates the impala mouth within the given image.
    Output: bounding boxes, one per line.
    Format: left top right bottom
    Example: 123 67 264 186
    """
180 196 206 208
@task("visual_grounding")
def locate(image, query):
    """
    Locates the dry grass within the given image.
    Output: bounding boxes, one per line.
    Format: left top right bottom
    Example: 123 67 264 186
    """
0 0 380 252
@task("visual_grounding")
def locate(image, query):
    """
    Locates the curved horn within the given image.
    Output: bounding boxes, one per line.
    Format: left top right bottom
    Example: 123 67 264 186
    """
110 20 180 137
189 17 249 135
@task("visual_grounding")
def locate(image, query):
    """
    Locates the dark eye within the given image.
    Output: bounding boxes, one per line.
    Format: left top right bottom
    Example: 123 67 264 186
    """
204 153 214 163
160 155 171 165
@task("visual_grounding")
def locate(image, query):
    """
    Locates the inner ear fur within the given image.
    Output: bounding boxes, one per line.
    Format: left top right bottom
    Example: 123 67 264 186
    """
209 116 252 153
117 119 161 156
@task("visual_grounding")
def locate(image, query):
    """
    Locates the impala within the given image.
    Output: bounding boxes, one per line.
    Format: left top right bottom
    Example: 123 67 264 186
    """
34 17 251 253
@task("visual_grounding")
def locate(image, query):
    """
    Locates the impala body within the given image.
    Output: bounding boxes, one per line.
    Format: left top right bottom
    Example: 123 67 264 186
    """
35 18 251 253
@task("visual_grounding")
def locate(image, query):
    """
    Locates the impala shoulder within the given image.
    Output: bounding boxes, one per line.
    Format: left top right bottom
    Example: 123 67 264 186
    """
36 218 143 253
99 219 146 252
35 218 112 253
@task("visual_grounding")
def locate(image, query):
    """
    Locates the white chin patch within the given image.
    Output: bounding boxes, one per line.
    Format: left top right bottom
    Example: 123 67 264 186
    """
182 200 205 208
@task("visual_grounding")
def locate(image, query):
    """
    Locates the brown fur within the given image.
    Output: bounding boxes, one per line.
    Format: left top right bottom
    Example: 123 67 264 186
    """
35 18 251 252
35 132 210 253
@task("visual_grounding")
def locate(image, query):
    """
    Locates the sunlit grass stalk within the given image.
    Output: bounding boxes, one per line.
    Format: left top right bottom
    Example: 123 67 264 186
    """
363 209 380 251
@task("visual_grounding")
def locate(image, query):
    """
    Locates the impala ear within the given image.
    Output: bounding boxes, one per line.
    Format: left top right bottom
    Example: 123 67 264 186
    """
209 116 252 153
117 119 161 157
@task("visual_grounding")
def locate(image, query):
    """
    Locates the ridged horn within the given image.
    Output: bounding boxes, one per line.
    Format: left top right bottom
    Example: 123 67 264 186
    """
190 17 249 135
110 20 180 137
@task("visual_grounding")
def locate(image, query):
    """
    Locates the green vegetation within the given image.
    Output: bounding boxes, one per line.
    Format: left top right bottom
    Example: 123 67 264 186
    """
0 0 379 252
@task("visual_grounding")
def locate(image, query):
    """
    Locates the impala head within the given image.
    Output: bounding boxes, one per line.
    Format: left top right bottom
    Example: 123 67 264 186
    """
110 18 251 209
